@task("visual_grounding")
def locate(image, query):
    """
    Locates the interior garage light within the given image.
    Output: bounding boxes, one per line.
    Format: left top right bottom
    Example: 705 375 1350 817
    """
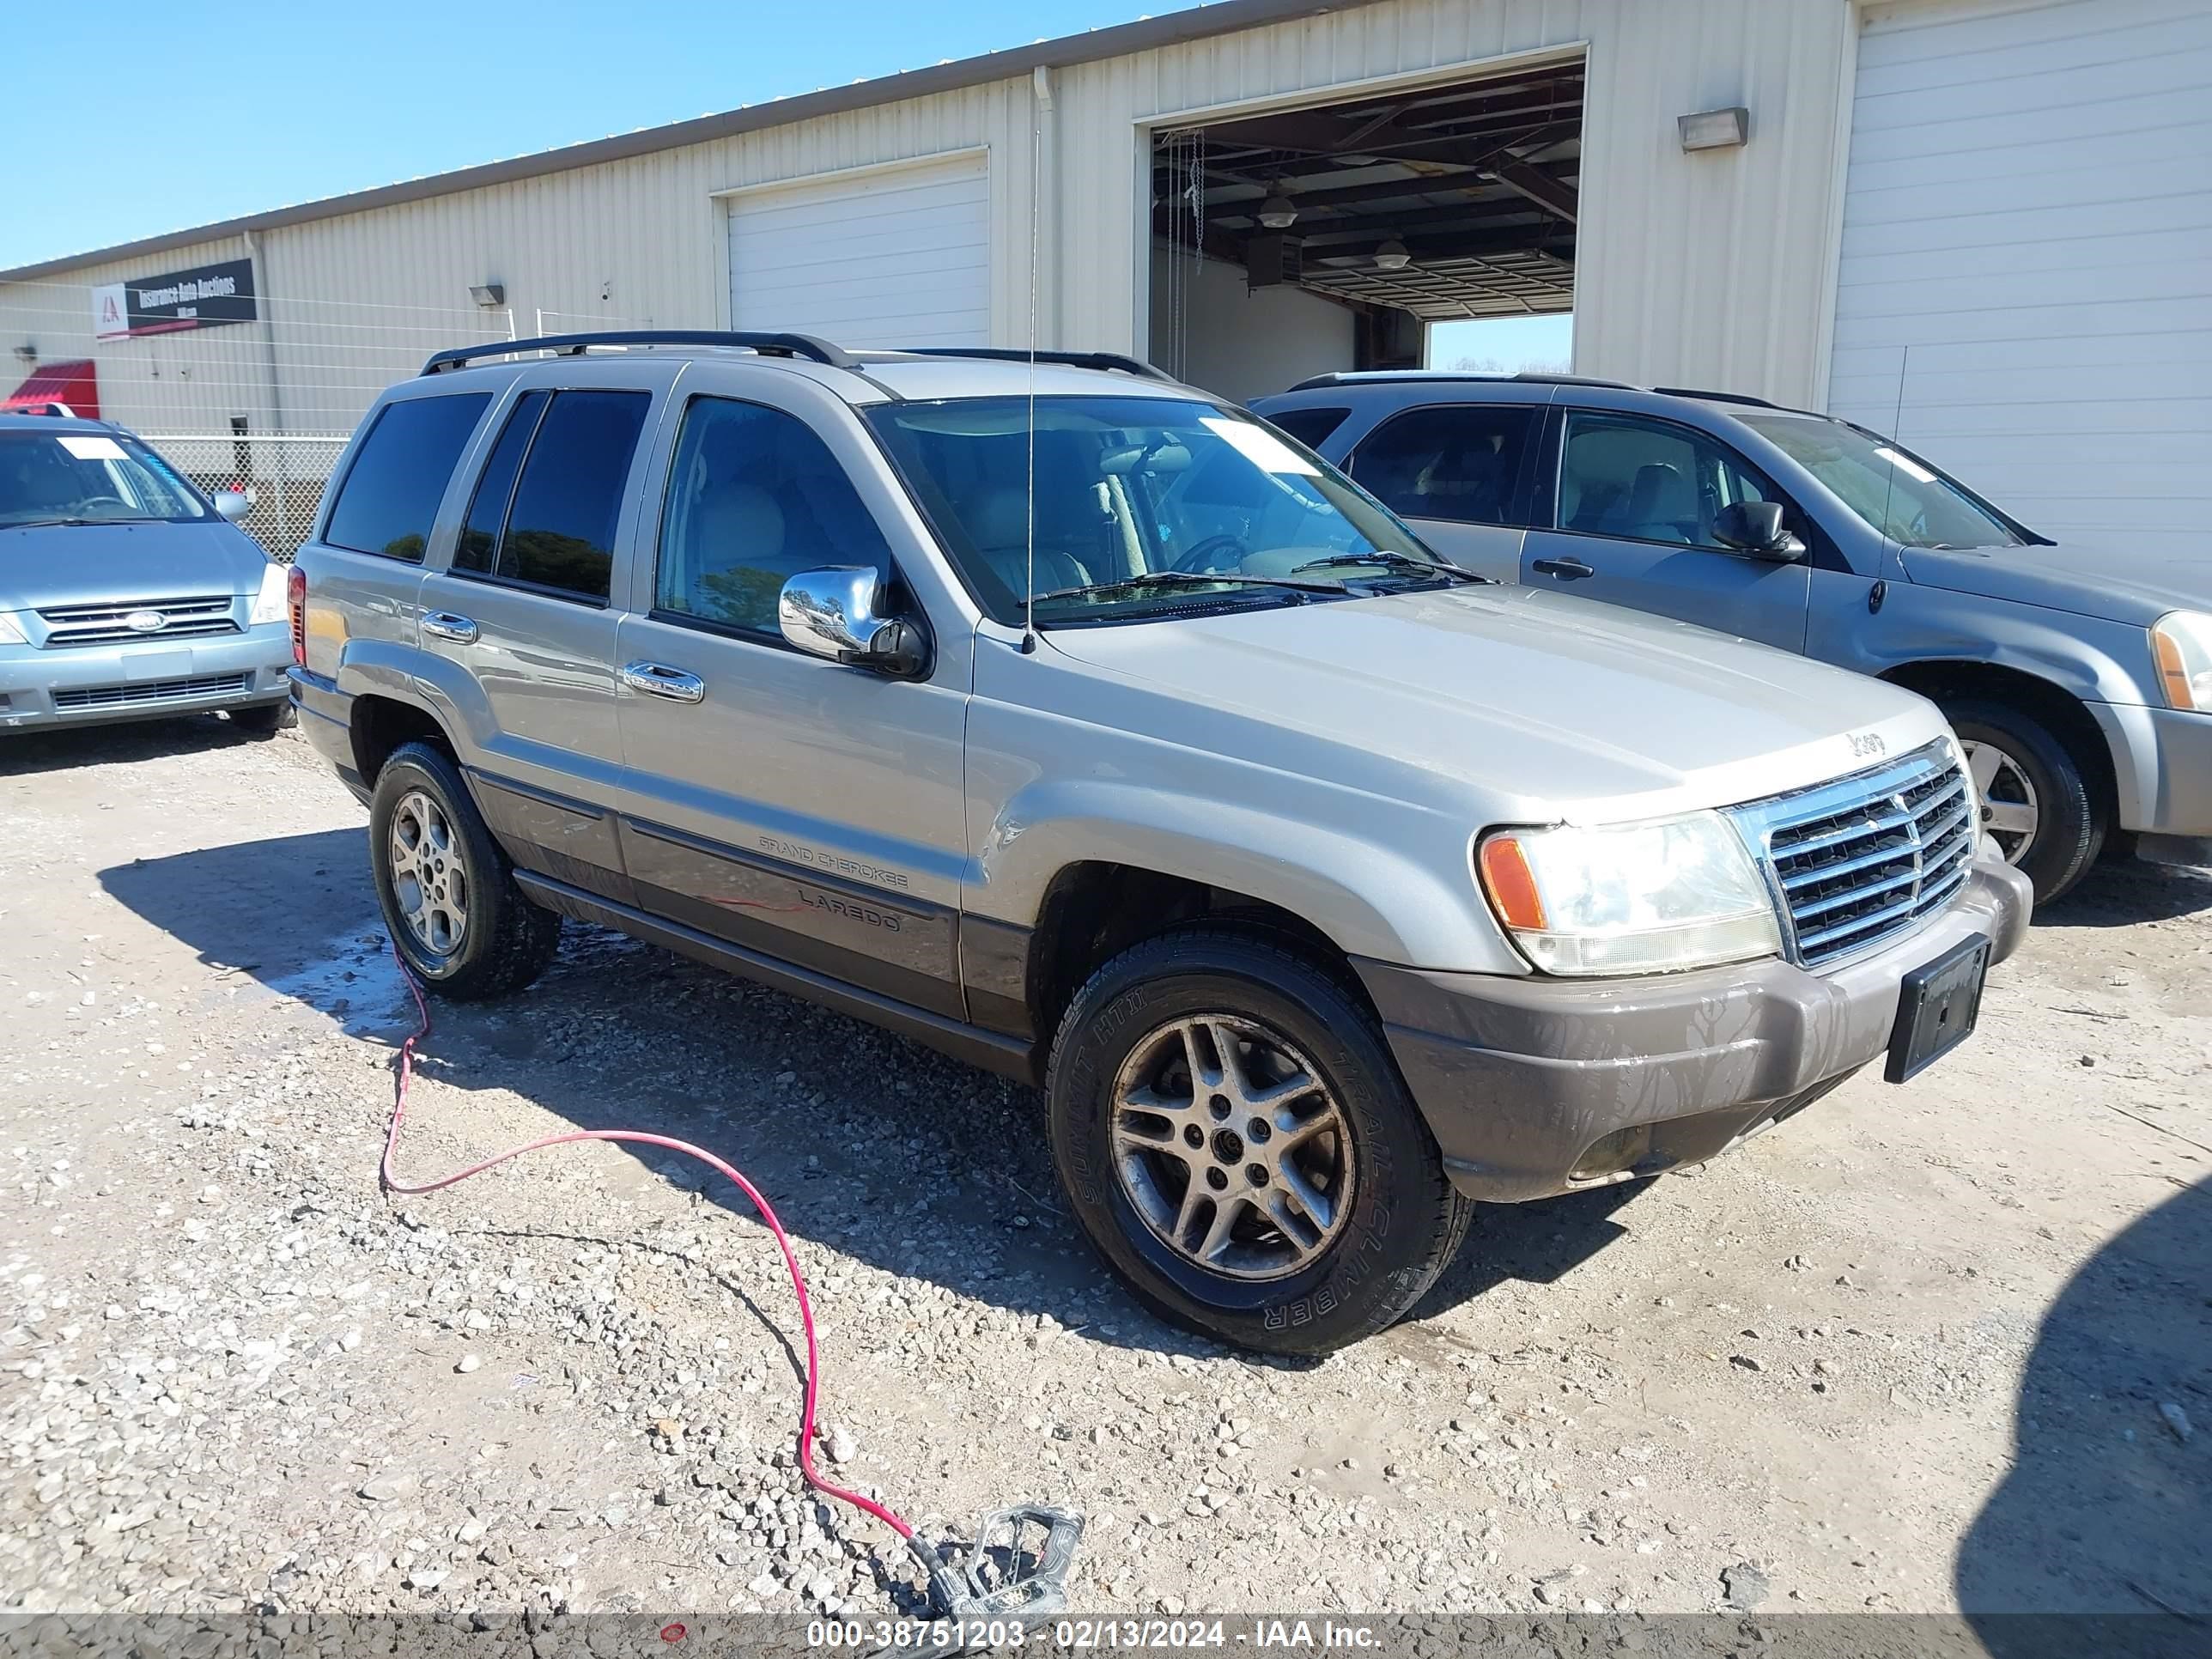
469 283 506 307
1372 238 1412 271
1678 106 1750 151
1257 194 1297 229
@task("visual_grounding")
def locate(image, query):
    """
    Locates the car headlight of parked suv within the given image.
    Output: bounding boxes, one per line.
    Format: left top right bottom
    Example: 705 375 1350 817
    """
2151 611 2212 713
248 562 289 627
1479 811 1783 975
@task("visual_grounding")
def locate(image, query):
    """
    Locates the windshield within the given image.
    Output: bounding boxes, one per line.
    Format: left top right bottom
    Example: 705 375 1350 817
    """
0 429 210 528
865 396 1444 624
1731 410 2028 550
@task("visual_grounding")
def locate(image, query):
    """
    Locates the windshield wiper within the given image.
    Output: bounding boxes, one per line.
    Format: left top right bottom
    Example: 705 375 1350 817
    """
1290 550 1486 584
1033 570 1347 604
3 517 98 530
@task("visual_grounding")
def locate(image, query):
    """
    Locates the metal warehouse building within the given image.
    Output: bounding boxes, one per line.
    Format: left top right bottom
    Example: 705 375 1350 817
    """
3 0 2206 556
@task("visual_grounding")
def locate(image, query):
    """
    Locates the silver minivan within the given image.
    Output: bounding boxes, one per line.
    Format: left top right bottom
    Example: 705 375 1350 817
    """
0 410 295 736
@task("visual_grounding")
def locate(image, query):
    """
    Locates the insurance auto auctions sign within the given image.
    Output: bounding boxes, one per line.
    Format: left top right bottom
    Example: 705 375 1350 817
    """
90 258 258 339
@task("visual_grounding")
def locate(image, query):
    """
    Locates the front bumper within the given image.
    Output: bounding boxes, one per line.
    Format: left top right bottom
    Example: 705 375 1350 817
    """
0 625 293 732
1356 857 2033 1203
2087 701 2212 861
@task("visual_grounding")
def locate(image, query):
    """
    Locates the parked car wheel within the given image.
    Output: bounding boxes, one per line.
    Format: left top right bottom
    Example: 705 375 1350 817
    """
1942 697 2103 904
1048 926 1472 1355
368 740 562 1000
227 701 295 738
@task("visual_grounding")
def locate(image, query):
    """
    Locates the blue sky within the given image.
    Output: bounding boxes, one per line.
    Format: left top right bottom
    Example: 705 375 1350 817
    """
1429 314 1575 373
4 1 1206 270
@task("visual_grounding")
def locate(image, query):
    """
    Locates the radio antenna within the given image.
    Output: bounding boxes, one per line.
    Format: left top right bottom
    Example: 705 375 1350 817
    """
1019 71 1042 655
1880 343 1910 544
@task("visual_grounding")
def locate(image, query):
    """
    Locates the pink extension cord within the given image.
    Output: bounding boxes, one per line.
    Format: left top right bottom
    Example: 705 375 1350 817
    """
377 939 919 1544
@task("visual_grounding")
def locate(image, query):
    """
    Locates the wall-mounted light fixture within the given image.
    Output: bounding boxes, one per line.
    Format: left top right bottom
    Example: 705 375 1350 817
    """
11 343 35 367
1372 238 1412 272
469 283 506 307
1678 106 1750 152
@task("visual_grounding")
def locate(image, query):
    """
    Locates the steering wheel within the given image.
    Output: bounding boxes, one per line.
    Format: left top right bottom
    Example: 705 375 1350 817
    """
74 496 130 514
1169 532 1250 574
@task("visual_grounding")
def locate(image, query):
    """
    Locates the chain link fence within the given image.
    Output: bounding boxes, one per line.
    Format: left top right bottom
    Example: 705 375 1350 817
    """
2 279 653 557
141 432 349 560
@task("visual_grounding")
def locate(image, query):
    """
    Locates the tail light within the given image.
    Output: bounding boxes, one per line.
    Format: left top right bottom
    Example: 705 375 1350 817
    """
287 563 307 667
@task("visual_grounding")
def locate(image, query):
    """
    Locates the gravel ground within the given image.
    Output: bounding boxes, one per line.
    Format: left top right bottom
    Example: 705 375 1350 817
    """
2 719 2206 1628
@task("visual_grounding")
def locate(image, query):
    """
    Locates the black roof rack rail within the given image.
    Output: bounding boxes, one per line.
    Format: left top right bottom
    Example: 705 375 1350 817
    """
1651 386 1779 409
893 346 1176 383
420 329 854 376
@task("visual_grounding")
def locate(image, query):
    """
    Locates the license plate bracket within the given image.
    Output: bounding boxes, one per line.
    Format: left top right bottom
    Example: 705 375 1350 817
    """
1885 933 1990 1084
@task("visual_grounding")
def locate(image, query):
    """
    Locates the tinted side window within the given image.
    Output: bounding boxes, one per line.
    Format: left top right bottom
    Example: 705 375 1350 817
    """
654 398 894 638
325 393 491 562
454 391 548 574
1265 405 1352 449
495 390 651 602
1557 411 1780 550
1352 404 1535 526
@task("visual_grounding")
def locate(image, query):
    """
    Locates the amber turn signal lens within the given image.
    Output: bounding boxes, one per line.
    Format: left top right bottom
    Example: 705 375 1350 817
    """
1478 836 1548 932
2152 627 2195 712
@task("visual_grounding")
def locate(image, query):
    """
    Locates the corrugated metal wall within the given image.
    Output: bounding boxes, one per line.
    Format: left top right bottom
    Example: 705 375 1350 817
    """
3 0 1860 435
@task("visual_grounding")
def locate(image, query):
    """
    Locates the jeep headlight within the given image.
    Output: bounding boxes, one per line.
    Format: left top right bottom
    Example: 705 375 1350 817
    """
2151 611 2212 712
1478 811 1782 975
248 562 289 627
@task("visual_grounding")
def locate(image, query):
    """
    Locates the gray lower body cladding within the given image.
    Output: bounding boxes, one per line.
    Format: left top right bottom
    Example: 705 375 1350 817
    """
1356 858 2033 1203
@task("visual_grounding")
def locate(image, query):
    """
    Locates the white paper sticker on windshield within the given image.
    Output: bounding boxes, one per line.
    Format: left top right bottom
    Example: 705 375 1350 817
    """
1201 416 1320 476
1872 445 1937 484
58 434 127 462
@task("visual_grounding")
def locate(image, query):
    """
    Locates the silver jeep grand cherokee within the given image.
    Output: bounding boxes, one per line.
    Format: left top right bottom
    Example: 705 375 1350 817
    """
289 331 2031 1354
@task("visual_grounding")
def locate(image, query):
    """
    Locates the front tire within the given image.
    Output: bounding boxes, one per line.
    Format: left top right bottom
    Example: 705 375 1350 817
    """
1942 697 2103 904
368 740 562 1000
1047 927 1471 1355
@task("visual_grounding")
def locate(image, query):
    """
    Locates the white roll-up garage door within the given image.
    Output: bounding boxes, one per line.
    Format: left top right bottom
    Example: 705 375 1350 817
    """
726 154 990 350
1828 0 2211 557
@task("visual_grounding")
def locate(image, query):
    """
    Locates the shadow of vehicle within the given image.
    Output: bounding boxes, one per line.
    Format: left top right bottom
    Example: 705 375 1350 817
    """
99 828 1218 1358
1954 1176 2209 1656
2037 851 2212 931
0 711 272 777
1407 1178 1646 1328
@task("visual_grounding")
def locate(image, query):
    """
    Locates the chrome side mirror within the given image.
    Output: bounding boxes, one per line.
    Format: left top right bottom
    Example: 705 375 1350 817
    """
778 566 927 677
214 489 252 524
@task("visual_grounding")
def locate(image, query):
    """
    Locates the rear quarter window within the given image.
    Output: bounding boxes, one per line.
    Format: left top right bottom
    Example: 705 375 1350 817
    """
324 393 492 562
1263 405 1352 449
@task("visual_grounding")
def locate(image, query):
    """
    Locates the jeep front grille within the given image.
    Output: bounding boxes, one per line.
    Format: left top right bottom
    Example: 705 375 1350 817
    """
1730 740 1976 969
35 595 240 647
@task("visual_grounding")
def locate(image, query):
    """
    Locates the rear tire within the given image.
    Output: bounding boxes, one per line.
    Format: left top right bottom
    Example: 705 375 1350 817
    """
1941 696 2103 904
228 701 295 738
368 740 562 1000
1046 926 1472 1355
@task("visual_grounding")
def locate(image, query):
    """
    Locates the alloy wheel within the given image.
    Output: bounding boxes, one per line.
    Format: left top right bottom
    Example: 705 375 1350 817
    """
1109 1013 1355 1281
388 788 469 957
1962 738 2041 863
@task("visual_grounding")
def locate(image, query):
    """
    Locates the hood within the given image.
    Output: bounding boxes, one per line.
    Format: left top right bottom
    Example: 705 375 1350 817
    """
1043 584 1949 823
1900 538 2208 626
0 520 270 612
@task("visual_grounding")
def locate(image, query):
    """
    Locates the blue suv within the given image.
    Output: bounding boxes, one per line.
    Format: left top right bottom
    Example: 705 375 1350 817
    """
1255 373 2212 903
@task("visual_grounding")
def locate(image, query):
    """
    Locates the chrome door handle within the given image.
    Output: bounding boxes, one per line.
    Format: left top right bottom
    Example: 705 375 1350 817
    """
619 661 706 703
422 611 479 642
1531 556 1595 581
